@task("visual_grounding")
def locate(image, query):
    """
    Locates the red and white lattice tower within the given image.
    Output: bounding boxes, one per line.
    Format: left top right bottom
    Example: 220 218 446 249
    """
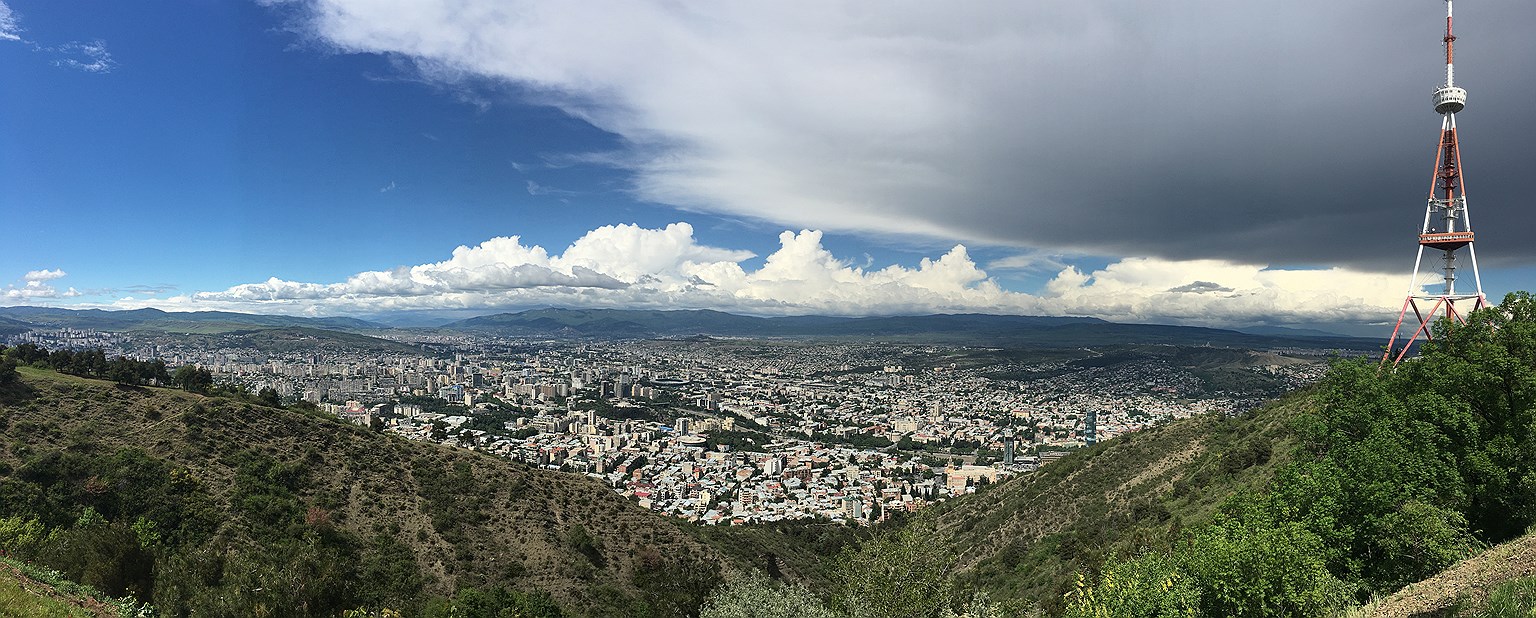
1384 0 1488 366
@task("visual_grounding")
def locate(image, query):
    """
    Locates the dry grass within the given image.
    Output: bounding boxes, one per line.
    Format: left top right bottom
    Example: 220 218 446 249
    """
1 369 740 614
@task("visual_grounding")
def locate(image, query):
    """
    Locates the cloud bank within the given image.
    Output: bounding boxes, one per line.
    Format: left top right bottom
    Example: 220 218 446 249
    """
277 0 1536 269
2 269 80 302
115 223 1408 327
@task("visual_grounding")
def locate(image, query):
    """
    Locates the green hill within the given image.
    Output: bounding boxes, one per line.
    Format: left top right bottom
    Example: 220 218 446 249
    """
0 367 735 617
925 391 1308 614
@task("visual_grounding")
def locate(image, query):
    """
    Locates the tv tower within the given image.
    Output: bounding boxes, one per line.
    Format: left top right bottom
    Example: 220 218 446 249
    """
1384 0 1488 366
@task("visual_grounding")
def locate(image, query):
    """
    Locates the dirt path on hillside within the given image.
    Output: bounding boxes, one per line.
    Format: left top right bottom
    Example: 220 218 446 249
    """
1370 532 1536 617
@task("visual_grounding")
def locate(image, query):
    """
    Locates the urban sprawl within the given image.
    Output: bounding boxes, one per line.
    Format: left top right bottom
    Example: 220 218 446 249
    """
11 327 1331 525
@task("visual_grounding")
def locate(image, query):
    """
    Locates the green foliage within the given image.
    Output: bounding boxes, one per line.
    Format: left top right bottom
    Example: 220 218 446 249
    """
1283 295 1536 594
1178 500 1349 618
0 516 52 555
460 407 527 434
1065 293 1536 616
835 527 955 618
942 593 1006 618
1 345 170 387
0 368 614 617
1064 496 1347 618
422 585 564 618
37 516 156 600
1462 574 1536 617
411 458 488 543
564 523 605 567
231 451 307 532
704 429 773 453
256 387 282 407
355 534 427 613
1062 552 1198 618
1 555 156 618
0 355 18 387
810 432 893 450
6 342 49 365
629 549 723 618
0 448 220 547
700 573 837 618
171 365 214 393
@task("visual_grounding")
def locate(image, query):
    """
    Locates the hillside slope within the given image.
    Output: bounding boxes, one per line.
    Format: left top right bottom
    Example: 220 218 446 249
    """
0 559 122 618
921 392 1311 614
1369 531 1536 617
0 368 736 616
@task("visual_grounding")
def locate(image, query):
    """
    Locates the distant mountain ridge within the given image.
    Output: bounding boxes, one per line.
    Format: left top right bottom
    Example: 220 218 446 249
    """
446 307 1104 334
441 307 1380 349
0 306 385 332
0 305 1382 350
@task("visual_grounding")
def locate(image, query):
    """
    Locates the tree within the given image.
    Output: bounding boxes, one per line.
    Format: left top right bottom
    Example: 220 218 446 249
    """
0 355 17 386
8 342 48 365
835 527 956 618
1178 500 1349 618
172 365 214 393
258 387 282 407
701 573 837 618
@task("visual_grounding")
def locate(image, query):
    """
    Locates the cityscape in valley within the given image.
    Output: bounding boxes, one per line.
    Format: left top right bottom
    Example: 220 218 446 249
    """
5 308 1345 525
7 0 1536 615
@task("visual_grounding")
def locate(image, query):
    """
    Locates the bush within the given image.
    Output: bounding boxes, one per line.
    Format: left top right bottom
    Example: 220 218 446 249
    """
700 573 836 618
836 527 956 618
1063 550 1199 618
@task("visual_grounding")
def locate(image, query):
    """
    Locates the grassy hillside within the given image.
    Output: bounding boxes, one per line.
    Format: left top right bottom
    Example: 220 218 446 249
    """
0 557 141 618
918 391 1308 614
0 367 735 616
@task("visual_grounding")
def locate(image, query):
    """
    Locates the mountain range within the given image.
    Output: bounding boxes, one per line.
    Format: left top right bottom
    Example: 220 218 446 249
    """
0 305 1381 351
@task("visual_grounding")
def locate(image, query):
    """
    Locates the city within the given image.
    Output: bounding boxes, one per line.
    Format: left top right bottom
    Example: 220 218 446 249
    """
8 325 1332 525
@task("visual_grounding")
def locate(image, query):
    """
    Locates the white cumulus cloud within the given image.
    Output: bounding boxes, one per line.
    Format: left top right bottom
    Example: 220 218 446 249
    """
23 268 67 282
3 269 80 303
112 222 1412 327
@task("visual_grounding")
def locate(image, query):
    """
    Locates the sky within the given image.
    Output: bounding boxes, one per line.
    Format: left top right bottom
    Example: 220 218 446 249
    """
3 0 1535 331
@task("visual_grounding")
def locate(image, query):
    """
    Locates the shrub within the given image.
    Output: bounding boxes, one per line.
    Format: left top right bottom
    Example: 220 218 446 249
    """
700 573 836 618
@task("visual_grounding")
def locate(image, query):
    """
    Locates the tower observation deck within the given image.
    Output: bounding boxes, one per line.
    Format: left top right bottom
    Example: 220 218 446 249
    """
1384 0 1489 366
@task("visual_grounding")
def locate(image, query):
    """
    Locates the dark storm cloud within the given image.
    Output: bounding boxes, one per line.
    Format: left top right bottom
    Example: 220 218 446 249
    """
292 0 1536 269
1168 281 1234 294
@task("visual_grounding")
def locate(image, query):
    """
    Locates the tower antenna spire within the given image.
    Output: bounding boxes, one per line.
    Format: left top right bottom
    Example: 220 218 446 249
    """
1445 0 1456 87
1383 0 1487 367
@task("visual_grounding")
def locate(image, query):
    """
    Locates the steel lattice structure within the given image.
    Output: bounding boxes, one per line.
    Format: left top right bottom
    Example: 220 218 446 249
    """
1384 0 1488 367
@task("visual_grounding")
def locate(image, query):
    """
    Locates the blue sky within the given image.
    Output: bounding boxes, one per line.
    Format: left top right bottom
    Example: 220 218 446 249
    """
3 1 1534 329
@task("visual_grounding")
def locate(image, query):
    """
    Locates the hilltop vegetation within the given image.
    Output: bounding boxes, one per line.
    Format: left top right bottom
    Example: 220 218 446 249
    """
0 363 732 617
1053 292 1536 616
